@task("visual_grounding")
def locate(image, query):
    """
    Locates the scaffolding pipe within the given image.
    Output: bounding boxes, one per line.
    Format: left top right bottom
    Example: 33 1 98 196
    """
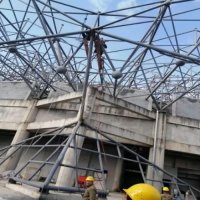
151 110 159 185
10 177 109 195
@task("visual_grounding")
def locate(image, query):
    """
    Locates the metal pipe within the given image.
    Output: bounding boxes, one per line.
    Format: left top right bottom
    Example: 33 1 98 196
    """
25 159 102 173
136 156 146 183
15 136 68 179
95 131 107 191
31 0 61 65
189 187 197 200
79 35 94 120
173 177 184 200
83 122 200 194
15 145 63 148
99 42 116 71
73 135 79 187
151 110 159 185
36 0 90 29
145 179 192 186
10 177 43 188
154 167 164 188
69 145 151 166
99 31 200 64
101 0 194 15
10 178 109 195
61 164 103 173
95 1 167 30
0 30 90 46
46 185 109 195
27 141 68 181
0 142 25 165
63 42 84 67
43 121 81 187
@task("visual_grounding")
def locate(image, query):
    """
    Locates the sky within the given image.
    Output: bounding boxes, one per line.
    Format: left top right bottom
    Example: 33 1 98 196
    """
1 0 200 92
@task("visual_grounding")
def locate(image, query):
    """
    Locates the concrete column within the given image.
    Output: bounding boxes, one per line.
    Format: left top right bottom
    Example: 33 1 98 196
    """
0 101 38 174
55 87 97 187
146 113 166 192
111 150 124 192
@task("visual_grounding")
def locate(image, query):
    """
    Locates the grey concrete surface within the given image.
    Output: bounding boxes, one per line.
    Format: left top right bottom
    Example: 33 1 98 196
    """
39 193 82 200
0 181 35 200
0 82 32 100
172 95 200 120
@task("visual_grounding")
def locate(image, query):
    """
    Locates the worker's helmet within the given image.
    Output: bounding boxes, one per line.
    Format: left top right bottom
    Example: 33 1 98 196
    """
123 184 160 200
86 176 94 182
163 187 169 192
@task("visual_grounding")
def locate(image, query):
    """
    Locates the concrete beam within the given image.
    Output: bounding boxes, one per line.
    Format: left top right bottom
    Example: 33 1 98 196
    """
165 140 200 155
86 129 151 147
47 102 151 120
97 89 156 119
36 91 82 108
26 117 153 145
26 117 77 130
90 119 153 146
48 128 150 147
0 122 19 130
167 115 200 128
0 100 32 107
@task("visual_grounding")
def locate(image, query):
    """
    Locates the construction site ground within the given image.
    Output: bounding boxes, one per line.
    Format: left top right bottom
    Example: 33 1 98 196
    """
0 180 35 200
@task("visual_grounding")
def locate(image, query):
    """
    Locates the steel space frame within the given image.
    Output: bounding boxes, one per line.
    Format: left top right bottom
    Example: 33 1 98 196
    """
0 0 200 110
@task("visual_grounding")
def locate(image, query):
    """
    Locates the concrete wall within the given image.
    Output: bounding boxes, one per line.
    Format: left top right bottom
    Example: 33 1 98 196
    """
164 151 200 195
16 147 60 181
166 123 200 148
48 82 75 98
92 113 153 138
172 96 200 120
48 83 152 111
35 109 77 122
2 82 200 194
0 106 27 123
0 82 32 100
117 88 152 111
34 107 153 138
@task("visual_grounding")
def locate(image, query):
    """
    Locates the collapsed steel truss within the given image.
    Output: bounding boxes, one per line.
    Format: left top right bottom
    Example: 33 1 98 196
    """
0 0 200 109
0 121 200 199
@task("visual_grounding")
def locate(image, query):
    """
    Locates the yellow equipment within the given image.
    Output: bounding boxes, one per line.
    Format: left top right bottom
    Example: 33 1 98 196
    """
163 187 169 192
123 184 160 200
86 176 94 182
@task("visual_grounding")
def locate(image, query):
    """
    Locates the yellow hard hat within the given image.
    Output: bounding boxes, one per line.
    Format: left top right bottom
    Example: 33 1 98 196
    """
86 176 94 181
123 184 160 200
163 187 169 192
